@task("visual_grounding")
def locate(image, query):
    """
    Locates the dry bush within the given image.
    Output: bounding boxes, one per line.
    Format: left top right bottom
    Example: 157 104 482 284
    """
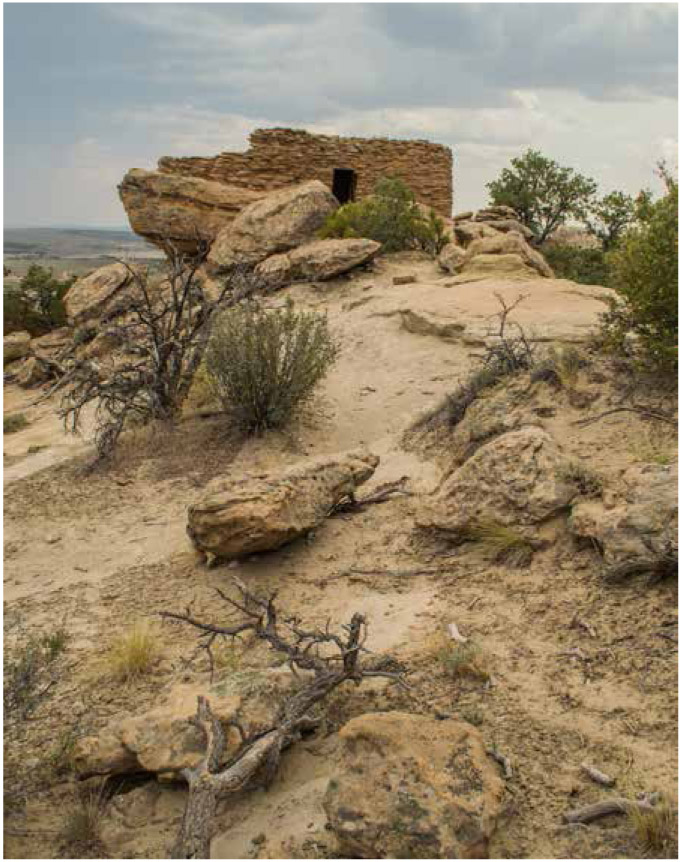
104 622 159 682
206 298 338 433
3 622 69 722
531 345 587 390
436 641 490 682
459 520 535 568
558 461 603 498
4 412 29 434
61 781 109 854
628 798 677 856
604 540 678 585
627 425 676 466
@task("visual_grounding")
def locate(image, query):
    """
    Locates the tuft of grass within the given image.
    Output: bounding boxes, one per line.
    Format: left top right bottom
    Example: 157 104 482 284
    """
627 425 676 466
437 641 490 682
61 781 108 853
4 412 29 434
459 706 484 727
459 520 535 568
49 724 81 776
104 622 159 682
558 461 603 498
4 624 69 721
531 345 587 390
628 799 677 855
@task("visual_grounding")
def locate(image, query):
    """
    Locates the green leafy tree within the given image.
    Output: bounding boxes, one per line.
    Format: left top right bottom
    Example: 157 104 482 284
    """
487 149 597 245
4 264 75 335
602 165 678 373
319 176 447 255
586 190 637 250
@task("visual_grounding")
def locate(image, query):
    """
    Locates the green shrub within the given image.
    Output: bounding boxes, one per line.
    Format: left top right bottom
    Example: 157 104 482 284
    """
4 264 75 335
320 176 447 255
543 245 609 285
601 167 678 373
4 413 29 434
206 299 338 433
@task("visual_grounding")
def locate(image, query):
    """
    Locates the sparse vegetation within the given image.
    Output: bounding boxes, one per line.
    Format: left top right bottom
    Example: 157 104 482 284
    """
627 425 676 466
531 345 586 390
319 176 448 255
558 461 603 498
104 622 159 682
3 264 75 335
628 798 677 856
600 164 678 374
206 298 338 433
4 412 29 434
61 781 109 854
437 641 490 681
458 520 535 568
49 723 81 776
3 622 69 722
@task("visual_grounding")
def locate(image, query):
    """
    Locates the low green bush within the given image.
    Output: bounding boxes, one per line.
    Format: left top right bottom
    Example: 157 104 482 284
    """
4 413 29 434
543 244 609 285
206 299 338 433
4 264 75 335
320 176 449 256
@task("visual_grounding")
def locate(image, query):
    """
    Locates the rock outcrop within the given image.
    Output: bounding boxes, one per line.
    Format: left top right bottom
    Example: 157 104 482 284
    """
74 669 300 779
207 181 339 274
187 449 379 561
570 463 678 564
65 263 142 326
4 331 31 364
119 169 262 253
324 711 504 859
419 426 574 533
437 242 466 274
463 233 554 279
255 238 381 287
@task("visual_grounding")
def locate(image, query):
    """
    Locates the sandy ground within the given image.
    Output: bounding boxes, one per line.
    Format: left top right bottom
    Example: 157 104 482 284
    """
3 252 678 859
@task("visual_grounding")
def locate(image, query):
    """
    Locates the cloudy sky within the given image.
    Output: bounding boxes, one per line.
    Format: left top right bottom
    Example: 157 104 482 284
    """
4 2 678 227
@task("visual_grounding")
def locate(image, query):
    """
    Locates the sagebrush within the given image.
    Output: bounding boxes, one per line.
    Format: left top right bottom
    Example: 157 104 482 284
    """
206 299 338 433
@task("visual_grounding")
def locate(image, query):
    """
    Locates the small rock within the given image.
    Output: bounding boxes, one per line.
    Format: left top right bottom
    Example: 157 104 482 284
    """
393 273 417 285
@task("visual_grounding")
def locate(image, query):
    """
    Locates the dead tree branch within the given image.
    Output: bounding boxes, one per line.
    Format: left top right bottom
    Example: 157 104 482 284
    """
57 239 266 463
573 406 676 428
160 579 406 858
563 793 659 824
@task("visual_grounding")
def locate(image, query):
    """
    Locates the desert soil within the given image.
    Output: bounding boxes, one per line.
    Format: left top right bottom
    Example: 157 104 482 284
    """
3 252 678 859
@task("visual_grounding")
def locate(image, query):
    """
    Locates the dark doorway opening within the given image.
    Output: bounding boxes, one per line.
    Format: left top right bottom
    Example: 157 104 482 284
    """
332 169 357 204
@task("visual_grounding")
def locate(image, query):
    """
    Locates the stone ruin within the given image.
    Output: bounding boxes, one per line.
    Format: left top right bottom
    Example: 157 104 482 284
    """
158 127 453 216
118 128 453 253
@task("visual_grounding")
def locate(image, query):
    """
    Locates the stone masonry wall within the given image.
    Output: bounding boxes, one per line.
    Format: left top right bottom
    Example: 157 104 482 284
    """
158 128 453 217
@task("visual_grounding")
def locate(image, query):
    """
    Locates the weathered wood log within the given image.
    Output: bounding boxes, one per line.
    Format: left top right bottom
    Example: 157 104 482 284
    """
580 762 615 787
563 794 658 824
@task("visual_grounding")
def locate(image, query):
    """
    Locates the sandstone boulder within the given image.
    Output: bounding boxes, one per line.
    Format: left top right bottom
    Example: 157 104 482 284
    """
324 711 504 859
288 238 380 281
30 327 72 355
438 242 466 274
188 449 379 561
65 263 141 325
255 238 380 287
419 426 575 532
454 221 500 247
74 669 300 779
4 331 31 364
15 356 52 388
462 233 554 279
448 253 542 284
570 463 678 564
119 168 262 253
207 181 339 273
